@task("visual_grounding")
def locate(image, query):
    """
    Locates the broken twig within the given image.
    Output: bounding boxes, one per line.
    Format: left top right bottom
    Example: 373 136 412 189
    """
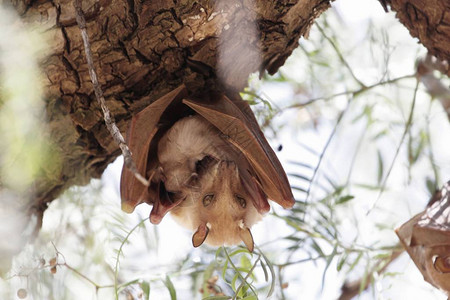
73 0 148 186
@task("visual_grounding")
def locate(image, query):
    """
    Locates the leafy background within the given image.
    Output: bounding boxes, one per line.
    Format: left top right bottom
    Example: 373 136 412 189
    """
1 0 450 299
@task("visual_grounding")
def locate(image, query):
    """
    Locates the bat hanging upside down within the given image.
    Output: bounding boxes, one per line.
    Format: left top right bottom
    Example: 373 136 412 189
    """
120 85 294 251
396 181 450 296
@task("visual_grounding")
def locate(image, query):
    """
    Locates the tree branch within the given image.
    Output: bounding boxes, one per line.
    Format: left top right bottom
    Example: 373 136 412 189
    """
73 0 148 187
338 248 404 300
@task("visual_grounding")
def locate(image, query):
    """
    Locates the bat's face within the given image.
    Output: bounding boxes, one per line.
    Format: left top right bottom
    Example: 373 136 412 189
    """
170 160 262 250
157 115 234 194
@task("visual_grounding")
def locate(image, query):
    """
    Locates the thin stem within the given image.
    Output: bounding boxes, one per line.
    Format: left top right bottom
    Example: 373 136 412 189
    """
425 111 440 189
315 22 365 87
305 96 353 208
285 74 415 111
73 0 148 187
223 247 257 298
233 255 261 300
62 262 114 290
114 218 148 299
337 249 404 300
367 79 419 215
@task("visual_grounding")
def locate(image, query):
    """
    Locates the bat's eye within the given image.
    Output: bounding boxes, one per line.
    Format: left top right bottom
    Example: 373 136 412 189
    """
235 195 246 208
433 255 450 273
202 194 214 207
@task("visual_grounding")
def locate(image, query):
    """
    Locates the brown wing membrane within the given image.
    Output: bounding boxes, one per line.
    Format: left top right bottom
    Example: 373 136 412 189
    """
183 96 294 208
396 181 450 295
120 85 187 212
396 213 434 284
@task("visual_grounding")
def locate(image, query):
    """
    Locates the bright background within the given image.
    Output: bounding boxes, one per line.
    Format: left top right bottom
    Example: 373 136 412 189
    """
1 0 450 299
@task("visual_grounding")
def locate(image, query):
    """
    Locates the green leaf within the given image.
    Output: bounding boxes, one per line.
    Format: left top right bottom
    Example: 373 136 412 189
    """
117 279 140 290
215 247 224 263
336 253 347 272
231 273 240 292
164 275 177 300
259 260 268 282
221 259 229 281
241 295 257 300
348 252 363 272
321 244 338 290
140 281 150 300
359 262 370 294
377 150 384 184
240 255 252 273
336 195 354 205
229 248 250 257
259 250 275 297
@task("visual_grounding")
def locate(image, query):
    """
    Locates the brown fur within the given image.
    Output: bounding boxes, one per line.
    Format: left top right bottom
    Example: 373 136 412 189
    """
170 161 262 246
157 116 262 246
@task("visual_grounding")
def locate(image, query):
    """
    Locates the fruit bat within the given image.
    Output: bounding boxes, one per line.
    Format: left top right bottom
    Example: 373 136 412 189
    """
396 181 450 296
120 85 295 251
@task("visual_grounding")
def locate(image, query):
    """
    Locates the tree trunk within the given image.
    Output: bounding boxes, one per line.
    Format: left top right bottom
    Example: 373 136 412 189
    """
5 0 332 223
388 0 450 76
1 0 449 269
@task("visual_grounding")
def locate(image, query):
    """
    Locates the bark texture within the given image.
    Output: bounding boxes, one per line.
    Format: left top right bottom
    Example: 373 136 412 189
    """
5 0 332 221
389 0 450 75
2 0 450 270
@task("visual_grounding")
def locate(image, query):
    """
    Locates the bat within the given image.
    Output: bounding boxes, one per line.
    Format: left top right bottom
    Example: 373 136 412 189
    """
396 181 450 296
120 85 295 251
157 114 263 251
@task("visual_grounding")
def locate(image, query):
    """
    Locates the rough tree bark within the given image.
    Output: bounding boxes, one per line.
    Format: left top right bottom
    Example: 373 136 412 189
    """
1 0 449 270
388 0 450 76
7 0 332 227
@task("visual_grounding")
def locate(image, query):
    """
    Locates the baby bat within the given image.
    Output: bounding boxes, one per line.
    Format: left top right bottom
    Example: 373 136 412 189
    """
396 181 450 296
120 85 294 251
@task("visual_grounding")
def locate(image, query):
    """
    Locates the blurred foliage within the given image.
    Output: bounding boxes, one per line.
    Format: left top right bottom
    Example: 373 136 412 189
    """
2 2 450 300
0 7 54 193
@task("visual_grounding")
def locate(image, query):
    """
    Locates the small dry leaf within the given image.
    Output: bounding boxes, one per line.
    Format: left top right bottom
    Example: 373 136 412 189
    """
281 282 289 289
50 266 57 274
49 257 57 267
17 288 27 299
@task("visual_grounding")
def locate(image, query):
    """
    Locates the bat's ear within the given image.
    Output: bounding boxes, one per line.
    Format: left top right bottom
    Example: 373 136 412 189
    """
239 227 254 252
149 181 184 224
192 223 209 247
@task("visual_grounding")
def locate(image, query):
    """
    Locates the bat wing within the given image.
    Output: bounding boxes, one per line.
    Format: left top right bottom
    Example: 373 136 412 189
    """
120 85 188 213
412 185 450 247
396 181 450 293
183 95 294 209
396 212 434 284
